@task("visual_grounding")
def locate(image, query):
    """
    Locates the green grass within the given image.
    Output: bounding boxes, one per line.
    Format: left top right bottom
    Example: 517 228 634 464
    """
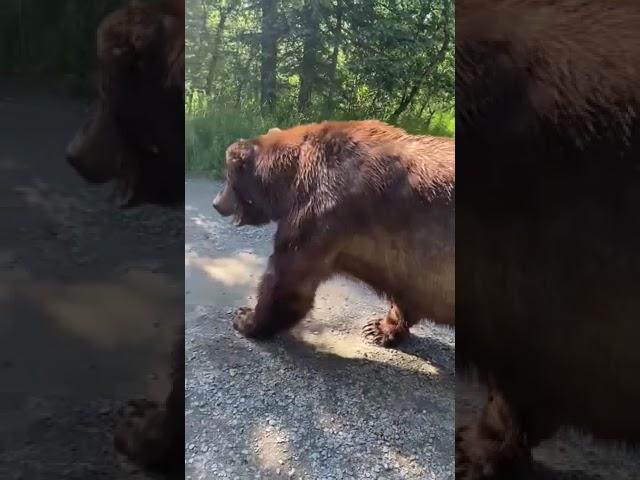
186 111 272 176
185 108 455 177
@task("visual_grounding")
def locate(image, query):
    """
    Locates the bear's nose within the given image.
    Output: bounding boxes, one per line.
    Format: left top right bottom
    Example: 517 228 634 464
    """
66 149 79 168
212 191 226 215
212 187 237 217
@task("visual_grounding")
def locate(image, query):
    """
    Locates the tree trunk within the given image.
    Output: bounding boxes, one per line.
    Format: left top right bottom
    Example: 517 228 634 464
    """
235 81 243 108
187 89 193 115
260 0 278 114
235 53 254 108
198 0 209 45
425 109 436 128
18 0 26 67
389 82 421 123
388 0 451 124
325 0 343 115
297 0 320 113
417 99 429 118
204 10 228 96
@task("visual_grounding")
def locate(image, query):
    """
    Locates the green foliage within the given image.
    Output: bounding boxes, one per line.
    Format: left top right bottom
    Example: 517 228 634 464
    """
186 107 454 177
0 0 124 78
187 0 454 174
186 110 275 175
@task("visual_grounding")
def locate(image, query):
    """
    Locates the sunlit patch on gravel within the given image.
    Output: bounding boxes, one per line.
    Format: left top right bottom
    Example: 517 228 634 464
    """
250 422 294 473
296 328 440 376
186 251 264 287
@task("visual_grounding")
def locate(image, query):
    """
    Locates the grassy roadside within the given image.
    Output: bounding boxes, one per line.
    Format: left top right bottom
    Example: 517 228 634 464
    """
185 109 455 177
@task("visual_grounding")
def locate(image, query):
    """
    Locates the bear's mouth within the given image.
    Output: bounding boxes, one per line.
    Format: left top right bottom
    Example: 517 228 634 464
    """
233 214 246 227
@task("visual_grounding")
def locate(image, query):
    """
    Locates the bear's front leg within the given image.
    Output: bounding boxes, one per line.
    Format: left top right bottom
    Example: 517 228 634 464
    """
456 388 532 479
114 334 184 471
233 249 326 338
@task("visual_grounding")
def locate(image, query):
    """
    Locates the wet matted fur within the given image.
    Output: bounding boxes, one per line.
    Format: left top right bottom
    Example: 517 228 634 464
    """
456 1 640 478
213 120 455 347
66 0 184 207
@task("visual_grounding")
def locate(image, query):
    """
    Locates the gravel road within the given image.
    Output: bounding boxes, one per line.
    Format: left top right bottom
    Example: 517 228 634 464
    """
0 83 183 479
185 176 456 480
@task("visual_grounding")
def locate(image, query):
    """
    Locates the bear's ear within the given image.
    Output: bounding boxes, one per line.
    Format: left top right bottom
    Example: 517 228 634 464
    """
96 14 132 65
267 127 281 134
228 141 258 170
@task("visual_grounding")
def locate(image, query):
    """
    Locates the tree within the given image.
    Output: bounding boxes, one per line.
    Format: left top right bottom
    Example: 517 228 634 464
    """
186 0 454 134
389 0 452 123
297 0 320 113
260 0 279 113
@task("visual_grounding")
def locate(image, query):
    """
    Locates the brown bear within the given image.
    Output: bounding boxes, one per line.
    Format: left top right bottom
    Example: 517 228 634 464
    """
66 0 184 207
213 120 455 347
64 0 184 472
456 0 640 478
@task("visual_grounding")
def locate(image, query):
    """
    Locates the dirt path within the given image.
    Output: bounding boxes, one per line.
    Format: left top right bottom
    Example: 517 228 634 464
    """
185 176 456 480
0 83 183 479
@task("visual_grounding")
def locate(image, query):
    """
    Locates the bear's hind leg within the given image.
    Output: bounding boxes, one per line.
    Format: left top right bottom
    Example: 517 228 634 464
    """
363 301 417 347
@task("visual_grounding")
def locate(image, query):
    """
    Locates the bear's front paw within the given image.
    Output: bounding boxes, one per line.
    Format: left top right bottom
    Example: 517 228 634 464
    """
232 307 261 337
363 316 409 347
114 399 177 471
455 424 531 480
